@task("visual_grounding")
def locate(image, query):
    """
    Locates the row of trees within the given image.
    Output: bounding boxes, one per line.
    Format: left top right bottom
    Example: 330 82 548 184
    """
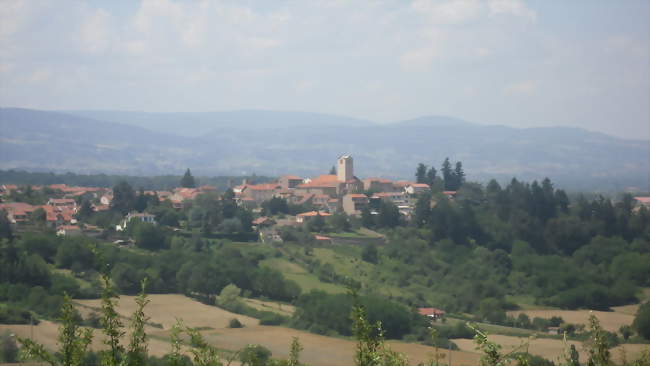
415 158 465 191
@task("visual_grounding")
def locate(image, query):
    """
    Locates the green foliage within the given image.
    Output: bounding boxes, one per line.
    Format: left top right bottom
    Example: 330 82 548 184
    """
111 181 137 215
19 295 93 366
0 331 18 363
361 244 379 264
633 302 650 340
229 318 244 328
180 168 197 188
239 344 272 366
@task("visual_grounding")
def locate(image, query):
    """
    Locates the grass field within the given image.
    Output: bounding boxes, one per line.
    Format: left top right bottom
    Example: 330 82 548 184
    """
261 257 347 294
506 309 635 333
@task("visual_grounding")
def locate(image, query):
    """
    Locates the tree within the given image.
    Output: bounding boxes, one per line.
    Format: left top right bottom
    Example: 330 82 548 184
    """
415 163 427 184
453 161 465 190
413 194 431 227
633 302 650 340
361 244 379 264
180 169 196 188
76 200 94 221
426 166 437 186
29 208 46 225
111 181 136 215
329 166 337 175
441 158 453 190
376 201 400 228
0 210 12 240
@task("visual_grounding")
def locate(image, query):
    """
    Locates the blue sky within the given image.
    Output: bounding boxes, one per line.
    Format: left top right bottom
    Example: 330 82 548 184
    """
1 0 648 139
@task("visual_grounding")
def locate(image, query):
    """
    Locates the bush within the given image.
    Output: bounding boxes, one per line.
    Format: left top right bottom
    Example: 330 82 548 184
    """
259 312 286 326
228 318 243 328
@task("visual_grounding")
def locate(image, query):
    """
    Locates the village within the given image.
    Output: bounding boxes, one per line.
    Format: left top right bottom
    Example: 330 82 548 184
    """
0 156 460 240
2 155 650 244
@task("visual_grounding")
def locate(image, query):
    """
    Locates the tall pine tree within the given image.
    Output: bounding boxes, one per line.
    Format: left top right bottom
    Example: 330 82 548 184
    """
180 168 196 188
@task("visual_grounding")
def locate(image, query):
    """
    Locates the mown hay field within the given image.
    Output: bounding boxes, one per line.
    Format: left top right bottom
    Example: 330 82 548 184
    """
506 309 634 332
76 294 259 329
454 334 649 364
0 321 173 357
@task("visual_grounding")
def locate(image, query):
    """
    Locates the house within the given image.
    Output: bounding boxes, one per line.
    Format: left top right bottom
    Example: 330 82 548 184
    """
342 193 370 216
56 225 82 236
117 212 156 231
418 307 445 321
252 216 276 228
47 198 77 209
405 183 430 195
314 235 332 244
296 211 331 223
443 191 458 199
0 202 37 224
295 175 340 197
634 197 650 210
278 175 304 190
363 178 397 193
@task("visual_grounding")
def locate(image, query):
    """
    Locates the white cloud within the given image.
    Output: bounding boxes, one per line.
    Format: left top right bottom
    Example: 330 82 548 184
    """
80 9 112 54
504 80 538 95
411 0 483 25
488 0 536 21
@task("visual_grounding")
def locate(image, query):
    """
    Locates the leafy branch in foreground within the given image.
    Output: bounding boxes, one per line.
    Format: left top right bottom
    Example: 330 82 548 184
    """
351 290 409 366
18 294 93 366
468 323 530 366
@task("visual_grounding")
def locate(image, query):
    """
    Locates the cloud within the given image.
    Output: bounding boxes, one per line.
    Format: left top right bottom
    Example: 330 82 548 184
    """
504 80 538 96
411 0 483 25
80 9 113 54
488 0 536 21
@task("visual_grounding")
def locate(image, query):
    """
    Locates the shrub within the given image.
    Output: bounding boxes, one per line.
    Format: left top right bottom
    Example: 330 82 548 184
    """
229 318 243 328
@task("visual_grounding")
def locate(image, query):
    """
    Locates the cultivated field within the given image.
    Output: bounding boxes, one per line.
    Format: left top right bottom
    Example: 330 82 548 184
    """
454 334 649 364
506 310 635 332
76 294 259 329
0 320 173 357
243 298 295 316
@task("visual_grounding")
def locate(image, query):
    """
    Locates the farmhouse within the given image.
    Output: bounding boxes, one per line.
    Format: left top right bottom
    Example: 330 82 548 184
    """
418 307 446 321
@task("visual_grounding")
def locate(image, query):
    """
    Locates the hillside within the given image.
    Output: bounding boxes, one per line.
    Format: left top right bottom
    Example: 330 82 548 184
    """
1 108 648 191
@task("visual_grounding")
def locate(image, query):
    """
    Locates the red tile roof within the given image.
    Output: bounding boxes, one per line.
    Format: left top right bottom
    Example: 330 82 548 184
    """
418 307 445 316
297 211 332 217
411 183 430 188
347 194 368 198
248 183 281 191
634 197 650 204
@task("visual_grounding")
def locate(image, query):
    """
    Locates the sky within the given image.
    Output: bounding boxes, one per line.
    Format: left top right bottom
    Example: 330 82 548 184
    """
0 0 648 139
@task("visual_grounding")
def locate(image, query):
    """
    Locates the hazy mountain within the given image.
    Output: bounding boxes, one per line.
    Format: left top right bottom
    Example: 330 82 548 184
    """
1 108 648 191
62 110 375 137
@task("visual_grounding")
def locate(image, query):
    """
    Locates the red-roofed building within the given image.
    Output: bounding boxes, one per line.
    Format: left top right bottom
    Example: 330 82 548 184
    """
405 183 430 195
342 193 370 216
0 202 37 223
47 198 77 208
252 216 276 228
296 211 332 223
279 175 304 190
363 178 397 192
418 307 445 320
634 196 650 208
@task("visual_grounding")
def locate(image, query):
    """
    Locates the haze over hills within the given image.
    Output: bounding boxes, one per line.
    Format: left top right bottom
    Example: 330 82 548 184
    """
1 107 648 192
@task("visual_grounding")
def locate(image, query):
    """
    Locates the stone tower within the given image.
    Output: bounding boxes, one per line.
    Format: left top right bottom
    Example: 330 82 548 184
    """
337 155 353 182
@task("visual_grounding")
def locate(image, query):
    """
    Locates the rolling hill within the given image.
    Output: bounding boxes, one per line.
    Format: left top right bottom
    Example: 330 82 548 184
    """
1 107 648 191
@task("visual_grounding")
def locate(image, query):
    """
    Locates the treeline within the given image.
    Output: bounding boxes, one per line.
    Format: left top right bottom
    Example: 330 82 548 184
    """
0 232 301 321
0 169 273 190
373 173 650 317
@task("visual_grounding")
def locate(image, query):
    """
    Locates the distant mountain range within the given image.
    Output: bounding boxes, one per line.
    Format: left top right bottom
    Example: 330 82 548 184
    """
1 107 648 192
